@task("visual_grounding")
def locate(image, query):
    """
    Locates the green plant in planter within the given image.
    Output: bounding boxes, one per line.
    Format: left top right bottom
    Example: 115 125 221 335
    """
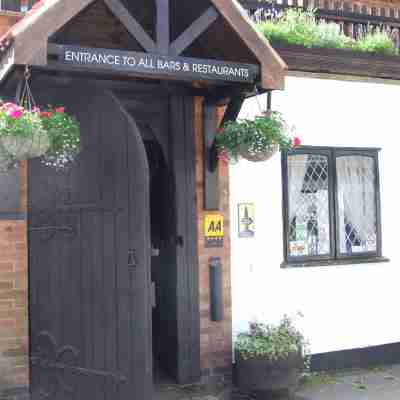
216 112 298 162
235 316 310 397
258 8 398 56
236 316 309 364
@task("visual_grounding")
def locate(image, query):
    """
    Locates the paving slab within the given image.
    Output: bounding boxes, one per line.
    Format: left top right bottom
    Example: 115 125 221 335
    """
231 364 400 400
152 365 400 400
297 364 400 400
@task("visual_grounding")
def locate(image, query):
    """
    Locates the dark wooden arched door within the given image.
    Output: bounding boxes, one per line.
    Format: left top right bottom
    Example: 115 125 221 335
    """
28 87 152 400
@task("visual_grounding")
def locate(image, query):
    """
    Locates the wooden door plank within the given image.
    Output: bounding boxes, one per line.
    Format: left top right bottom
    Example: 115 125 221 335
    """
104 0 157 53
182 96 201 382
98 93 118 400
170 95 200 384
170 7 219 56
106 91 152 399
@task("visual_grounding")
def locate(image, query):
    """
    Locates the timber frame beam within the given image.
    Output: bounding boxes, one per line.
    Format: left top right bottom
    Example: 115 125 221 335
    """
169 7 220 56
103 0 156 53
101 0 221 57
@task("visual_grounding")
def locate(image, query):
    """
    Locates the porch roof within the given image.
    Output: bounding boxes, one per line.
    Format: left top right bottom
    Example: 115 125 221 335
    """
0 0 287 90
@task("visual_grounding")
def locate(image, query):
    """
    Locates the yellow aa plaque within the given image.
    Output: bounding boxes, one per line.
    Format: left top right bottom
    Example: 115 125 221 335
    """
204 214 224 247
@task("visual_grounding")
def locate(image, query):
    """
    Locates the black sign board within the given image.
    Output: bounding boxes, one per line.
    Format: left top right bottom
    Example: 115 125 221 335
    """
55 45 259 83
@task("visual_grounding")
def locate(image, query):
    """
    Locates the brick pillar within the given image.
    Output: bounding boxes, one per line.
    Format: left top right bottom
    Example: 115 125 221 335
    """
195 98 232 381
0 162 29 400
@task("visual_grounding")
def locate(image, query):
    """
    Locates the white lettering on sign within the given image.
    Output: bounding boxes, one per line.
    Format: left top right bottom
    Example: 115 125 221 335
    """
65 50 130 66
61 46 257 83
191 63 249 79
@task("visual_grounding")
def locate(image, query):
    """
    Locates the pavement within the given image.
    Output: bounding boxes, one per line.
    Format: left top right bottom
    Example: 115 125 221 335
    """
154 364 400 400
296 364 400 400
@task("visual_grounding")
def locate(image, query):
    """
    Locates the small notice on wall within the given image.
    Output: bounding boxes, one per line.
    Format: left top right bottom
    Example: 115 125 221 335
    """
204 214 224 248
238 203 255 238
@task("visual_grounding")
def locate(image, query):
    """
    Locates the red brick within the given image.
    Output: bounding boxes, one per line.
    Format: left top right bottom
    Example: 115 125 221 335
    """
0 263 14 273
0 319 16 329
0 300 13 310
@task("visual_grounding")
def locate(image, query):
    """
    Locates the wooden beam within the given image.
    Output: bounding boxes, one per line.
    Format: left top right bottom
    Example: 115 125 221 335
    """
169 7 219 56
203 100 220 211
156 0 170 55
104 0 156 53
273 42 400 81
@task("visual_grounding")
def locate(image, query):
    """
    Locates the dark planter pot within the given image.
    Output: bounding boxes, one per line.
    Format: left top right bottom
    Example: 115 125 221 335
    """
236 352 303 399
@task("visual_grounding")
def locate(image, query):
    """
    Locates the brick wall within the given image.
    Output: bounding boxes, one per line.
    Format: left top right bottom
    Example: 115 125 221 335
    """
0 12 21 37
0 163 29 400
194 98 233 381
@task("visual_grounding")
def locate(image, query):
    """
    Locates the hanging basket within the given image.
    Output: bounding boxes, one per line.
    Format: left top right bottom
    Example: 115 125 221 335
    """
0 66 81 171
1 130 50 160
0 143 14 171
238 143 279 162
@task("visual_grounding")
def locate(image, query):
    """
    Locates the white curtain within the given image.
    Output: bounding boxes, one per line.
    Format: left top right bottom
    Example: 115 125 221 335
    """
288 155 309 223
336 156 376 253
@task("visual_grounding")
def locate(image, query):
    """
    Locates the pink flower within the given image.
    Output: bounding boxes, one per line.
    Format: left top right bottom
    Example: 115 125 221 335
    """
292 137 302 147
55 107 65 113
9 109 23 119
32 107 41 113
2 102 17 110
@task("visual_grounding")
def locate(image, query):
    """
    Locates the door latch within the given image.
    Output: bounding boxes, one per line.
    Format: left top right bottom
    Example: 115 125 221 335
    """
128 249 137 268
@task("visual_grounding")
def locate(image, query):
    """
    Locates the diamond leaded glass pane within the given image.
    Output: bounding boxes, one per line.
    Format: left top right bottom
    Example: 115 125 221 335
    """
336 156 377 255
287 154 330 257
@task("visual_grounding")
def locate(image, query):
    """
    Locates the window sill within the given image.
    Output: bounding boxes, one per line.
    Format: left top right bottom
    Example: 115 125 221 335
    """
281 257 390 269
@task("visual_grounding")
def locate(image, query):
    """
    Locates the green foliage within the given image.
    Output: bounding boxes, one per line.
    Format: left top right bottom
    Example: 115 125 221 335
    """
0 102 80 170
353 31 397 55
0 104 45 139
216 111 293 161
235 316 310 365
258 9 398 56
41 108 80 169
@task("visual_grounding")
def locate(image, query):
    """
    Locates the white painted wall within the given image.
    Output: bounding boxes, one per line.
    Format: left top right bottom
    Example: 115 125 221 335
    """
230 75 400 355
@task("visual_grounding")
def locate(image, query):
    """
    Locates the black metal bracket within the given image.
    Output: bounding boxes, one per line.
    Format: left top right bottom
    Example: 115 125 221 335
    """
203 94 246 211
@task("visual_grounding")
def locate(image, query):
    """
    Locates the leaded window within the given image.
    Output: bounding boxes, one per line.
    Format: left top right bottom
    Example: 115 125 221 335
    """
282 147 382 264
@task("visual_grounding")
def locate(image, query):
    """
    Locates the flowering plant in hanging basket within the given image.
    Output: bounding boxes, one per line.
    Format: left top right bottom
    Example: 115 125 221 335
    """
216 111 301 163
0 102 80 170
0 103 49 170
40 107 80 169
